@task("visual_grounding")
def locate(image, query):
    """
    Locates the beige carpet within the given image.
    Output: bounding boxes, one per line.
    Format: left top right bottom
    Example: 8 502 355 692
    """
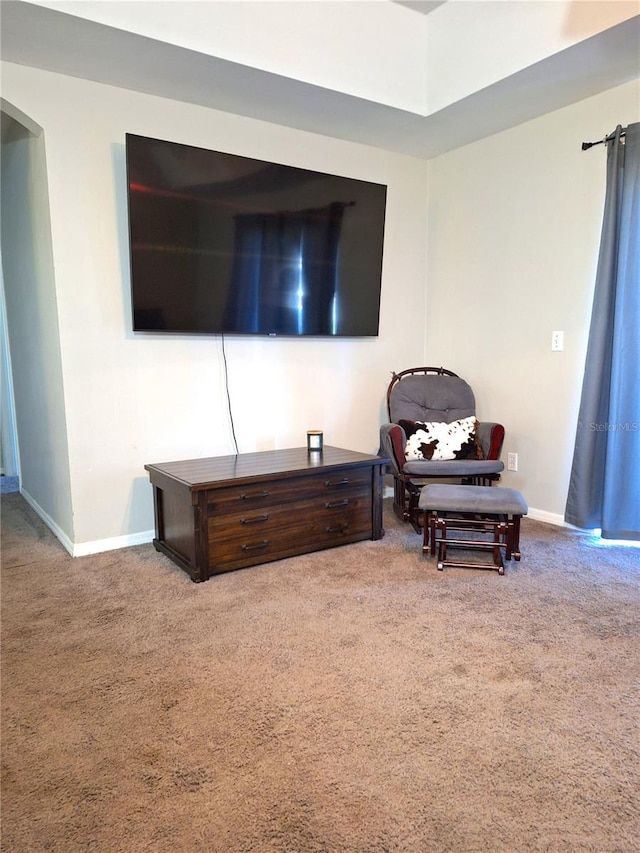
1 493 639 852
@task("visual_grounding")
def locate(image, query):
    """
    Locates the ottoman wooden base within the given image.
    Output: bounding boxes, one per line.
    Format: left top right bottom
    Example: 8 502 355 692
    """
419 484 528 575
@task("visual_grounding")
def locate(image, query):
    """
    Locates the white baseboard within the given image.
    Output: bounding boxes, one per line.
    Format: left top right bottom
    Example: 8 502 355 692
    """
526 507 567 528
19 488 154 557
20 488 75 555
73 530 155 557
20 485 570 560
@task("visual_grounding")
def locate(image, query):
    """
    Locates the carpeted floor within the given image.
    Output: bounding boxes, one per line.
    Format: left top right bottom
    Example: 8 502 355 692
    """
1 493 639 852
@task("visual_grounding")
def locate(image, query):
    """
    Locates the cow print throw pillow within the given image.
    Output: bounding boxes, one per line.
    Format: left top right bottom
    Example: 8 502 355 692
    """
400 416 484 461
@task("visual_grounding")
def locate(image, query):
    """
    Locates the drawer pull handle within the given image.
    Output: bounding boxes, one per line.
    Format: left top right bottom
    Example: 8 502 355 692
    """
325 478 350 488
241 490 269 500
241 514 270 525
241 540 269 551
326 523 349 533
326 499 350 509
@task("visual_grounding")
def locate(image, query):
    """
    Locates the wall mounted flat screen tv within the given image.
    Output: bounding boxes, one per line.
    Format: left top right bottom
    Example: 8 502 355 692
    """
125 134 387 336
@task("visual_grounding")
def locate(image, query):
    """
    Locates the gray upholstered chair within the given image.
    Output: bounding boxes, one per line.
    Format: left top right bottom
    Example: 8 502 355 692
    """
379 367 505 530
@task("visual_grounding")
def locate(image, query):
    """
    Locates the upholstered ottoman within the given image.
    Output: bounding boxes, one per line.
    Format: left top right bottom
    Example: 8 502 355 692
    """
419 484 528 575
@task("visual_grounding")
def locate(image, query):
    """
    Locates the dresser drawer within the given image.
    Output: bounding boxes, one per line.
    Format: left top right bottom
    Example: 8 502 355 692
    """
206 467 371 515
207 483 369 535
207 496 372 574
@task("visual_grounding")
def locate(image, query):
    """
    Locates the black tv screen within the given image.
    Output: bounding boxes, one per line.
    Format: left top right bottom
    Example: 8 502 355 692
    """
125 134 387 336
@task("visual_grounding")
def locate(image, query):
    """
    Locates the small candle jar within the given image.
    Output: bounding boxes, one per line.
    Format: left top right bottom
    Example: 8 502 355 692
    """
307 430 323 452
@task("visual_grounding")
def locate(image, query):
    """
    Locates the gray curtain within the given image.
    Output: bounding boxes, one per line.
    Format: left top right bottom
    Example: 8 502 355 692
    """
565 122 640 540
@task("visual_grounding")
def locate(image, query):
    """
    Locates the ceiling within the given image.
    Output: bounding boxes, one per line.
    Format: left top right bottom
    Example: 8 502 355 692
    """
1 1 639 158
392 1 446 13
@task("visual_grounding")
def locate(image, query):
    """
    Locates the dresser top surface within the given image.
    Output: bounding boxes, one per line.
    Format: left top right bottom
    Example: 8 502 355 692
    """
145 446 388 490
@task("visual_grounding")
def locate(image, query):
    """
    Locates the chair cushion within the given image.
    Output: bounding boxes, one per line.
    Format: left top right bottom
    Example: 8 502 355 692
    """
389 374 476 424
400 416 483 461
403 458 504 477
419 484 528 515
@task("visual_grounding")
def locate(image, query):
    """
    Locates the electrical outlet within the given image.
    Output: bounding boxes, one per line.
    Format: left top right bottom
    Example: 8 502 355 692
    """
507 452 518 472
552 330 564 351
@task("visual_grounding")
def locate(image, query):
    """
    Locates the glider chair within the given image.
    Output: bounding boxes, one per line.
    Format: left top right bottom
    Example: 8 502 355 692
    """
379 367 505 531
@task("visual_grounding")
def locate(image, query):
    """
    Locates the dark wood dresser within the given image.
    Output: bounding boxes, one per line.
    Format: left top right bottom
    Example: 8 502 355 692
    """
145 446 389 582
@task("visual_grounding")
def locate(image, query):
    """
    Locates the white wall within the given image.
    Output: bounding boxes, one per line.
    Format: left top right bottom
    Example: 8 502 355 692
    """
1 106 74 539
3 60 637 551
426 80 640 523
0 61 429 552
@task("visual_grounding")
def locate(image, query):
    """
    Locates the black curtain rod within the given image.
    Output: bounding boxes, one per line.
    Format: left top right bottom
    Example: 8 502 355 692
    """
581 126 627 151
